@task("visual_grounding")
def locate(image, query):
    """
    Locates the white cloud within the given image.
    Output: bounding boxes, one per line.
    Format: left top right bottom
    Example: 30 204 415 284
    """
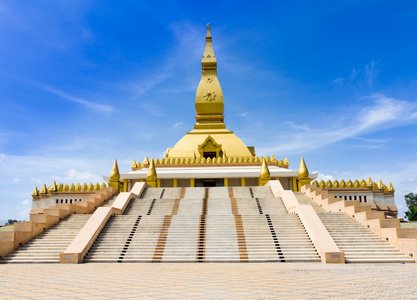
0 153 6 162
260 94 417 154
53 169 102 183
315 173 335 182
173 122 184 128
42 86 114 114
12 178 20 182
365 61 376 86
240 112 249 117
21 200 30 205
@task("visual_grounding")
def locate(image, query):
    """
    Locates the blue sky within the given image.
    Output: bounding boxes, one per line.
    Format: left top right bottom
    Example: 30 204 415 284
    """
1 1 417 220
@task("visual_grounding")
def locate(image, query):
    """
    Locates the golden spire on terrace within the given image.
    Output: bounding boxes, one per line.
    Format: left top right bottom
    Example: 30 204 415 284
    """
298 157 309 178
146 158 157 188
110 159 120 181
259 158 270 186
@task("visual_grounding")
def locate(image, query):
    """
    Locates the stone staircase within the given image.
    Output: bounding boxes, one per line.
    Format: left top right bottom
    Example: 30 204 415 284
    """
84 186 320 263
1 214 92 263
317 212 414 263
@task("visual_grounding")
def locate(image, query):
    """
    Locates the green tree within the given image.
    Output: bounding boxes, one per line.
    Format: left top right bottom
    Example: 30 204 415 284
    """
7 219 18 225
404 193 417 221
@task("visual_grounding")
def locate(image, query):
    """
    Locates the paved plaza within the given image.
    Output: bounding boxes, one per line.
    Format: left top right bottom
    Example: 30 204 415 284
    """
1 263 416 299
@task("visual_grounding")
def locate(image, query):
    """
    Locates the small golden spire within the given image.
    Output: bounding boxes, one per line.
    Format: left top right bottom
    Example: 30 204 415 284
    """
360 179 367 188
271 154 276 162
39 184 48 194
131 160 137 169
48 180 58 192
82 183 88 192
63 183 69 192
312 180 319 187
94 183 100 191
319 180 326 188
366 177 373 188
88 183 94 191
284 157 289 165
387 182 395 192
326 180 333 189
31 187 39 197
143 156 149 165
146 158 157 188
340 179 347 188
346 180 353 188
100 182 107 189
75 183 81 191
278 159 284 166
57 183 63 192
333 180 340 188
353 179 360 188
69 183 76 192
136 161 142 168
377 179 386 190
259 158 271 186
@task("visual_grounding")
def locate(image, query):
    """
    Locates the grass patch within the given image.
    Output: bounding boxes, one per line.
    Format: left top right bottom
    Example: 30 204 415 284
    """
401 222 417 228
0 225 14 231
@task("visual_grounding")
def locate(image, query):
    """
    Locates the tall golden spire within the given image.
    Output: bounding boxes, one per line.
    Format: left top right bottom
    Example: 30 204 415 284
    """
146 158 157 188
298 157 311 189
194 24 225 130
108 159 121 192
259 159 271 186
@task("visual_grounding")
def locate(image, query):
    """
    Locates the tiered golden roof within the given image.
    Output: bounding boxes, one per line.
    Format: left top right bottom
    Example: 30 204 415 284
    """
311 178 394 192
31 181 107 196
131 155 290 170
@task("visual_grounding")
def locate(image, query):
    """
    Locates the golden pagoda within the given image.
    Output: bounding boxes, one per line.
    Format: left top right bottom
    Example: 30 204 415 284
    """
107 24 318 190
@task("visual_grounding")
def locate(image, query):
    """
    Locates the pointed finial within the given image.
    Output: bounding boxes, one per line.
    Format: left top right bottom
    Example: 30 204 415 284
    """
340 179 347 188
346 180 353 188
31 187 39 197
326 180 333 189
82 183 88 192
284 157 289 165
63 183 69 192
88 183 94 191
366 177 373 188
143 156 149 165
57 183 63 192
146 158 157 187
50 181 58 192
110 159 120 181
333 180 340 188
377 179 386 190
312 180 319 187
75 183 81 191
387 182 395 192
100 182 107 189
319 180 326 188
360 179 367 188
298 157 309 178
206 23 211 37
39 184 48 194
94 183 100 191
69 183 76 192
131 160 137 169
259 158 271 186
353 179 360 188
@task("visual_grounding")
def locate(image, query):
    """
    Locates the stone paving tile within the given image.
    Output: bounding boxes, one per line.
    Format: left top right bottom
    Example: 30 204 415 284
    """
0 263 416 299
